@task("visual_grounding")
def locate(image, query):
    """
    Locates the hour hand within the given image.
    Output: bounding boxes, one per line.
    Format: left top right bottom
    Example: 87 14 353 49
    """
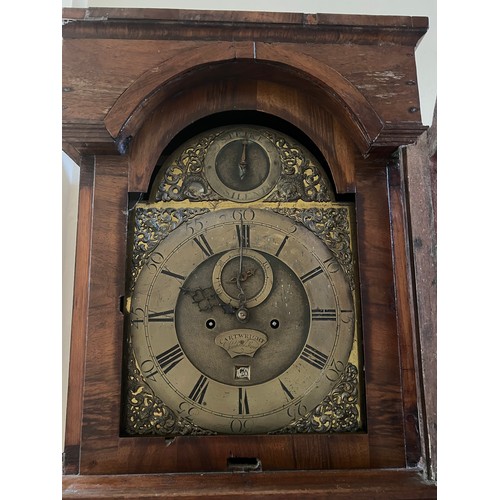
181 286 236 314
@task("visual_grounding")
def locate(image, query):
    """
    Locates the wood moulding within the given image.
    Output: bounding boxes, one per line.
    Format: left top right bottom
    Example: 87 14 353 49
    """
62 468 436 499
62 8 428 46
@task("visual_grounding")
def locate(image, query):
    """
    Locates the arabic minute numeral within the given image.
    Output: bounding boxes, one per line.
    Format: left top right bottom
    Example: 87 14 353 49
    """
140 359 159 381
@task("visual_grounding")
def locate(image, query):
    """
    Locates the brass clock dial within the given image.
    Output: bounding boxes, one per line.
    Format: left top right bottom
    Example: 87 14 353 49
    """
129 208 355 434
124 124 361 436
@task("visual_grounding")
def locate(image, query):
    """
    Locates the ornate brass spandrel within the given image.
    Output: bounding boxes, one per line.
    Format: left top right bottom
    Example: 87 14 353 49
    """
152 126 335 203
123 347 215 436
129 207 209 290
273 207 356 289
271 363 361 434
155 131 225 202
262 130 334 202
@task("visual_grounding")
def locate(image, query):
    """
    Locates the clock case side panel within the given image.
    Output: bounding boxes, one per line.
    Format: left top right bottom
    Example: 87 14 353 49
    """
353 161 407 468
397 113 437 479
353 152 427 471
77 156 132 474
63 156 95 475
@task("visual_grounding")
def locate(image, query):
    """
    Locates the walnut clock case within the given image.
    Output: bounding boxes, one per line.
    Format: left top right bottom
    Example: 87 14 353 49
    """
62 8 436 499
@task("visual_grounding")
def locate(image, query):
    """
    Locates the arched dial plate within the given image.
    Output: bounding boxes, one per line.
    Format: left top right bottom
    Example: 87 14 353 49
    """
130 208 354 434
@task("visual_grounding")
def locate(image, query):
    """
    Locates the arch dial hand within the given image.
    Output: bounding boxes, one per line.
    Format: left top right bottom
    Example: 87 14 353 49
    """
238 141 248 180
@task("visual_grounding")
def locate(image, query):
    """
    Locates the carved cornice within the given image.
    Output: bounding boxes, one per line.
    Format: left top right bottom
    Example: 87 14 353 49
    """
62 121 116 159
62 8 428 47
371 122 429 152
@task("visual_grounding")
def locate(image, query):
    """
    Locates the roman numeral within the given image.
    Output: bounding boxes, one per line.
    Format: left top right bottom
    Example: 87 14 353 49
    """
279 380 294 401
193 234 214 257
236 224 250 248
147 309 175 322
161 269 186 281
156 344 184 374
311 308 337 321
275 235 289 257
300 344 328 370
238 388 250 415
300 266 323 283
188 375 209 405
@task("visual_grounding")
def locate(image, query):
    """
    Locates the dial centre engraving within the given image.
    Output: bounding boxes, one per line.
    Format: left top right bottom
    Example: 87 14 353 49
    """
175 247 310 386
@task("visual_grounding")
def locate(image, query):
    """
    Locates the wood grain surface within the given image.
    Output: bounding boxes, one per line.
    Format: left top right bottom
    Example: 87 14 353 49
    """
62 468 436 499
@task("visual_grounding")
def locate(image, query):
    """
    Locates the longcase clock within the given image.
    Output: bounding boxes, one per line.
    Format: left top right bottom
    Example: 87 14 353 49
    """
62 8 436 498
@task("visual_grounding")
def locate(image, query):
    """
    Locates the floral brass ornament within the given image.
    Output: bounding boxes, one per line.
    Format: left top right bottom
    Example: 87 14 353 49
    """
153 126 334 204
129 207 209 290
123 347 214 436
155 131 225 202
270 363 360 434
273 207 356 290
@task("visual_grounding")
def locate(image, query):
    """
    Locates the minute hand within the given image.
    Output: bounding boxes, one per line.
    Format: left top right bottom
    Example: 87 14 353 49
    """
236 217 246 307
